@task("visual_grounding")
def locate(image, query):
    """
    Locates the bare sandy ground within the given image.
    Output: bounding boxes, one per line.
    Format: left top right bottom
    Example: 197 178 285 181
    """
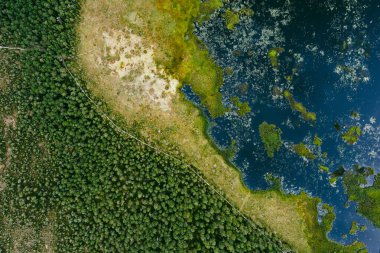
99 29 178 111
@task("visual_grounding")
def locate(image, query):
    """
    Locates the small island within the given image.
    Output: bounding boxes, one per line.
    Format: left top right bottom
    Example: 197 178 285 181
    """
284 90 317 122
259 122 283 158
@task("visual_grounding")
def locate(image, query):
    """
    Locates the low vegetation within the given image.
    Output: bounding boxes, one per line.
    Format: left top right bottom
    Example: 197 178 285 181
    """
319 165 329 173
268 47 285 69
223 9 240 30
342 126 361 144
349 221 359 235
343 166 380 227
313 134 322 147
293 143 316 160
259 122 283 158
125 0 227 118
231 96 251 116
284 90 317 122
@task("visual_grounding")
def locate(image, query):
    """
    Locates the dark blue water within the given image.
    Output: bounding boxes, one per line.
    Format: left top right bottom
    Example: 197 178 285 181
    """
184 0 380 251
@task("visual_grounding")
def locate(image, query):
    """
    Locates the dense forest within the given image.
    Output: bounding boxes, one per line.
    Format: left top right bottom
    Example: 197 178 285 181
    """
0 1 292 252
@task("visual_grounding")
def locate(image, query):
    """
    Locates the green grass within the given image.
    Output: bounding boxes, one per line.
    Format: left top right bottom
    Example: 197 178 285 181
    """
259 122 282 158
129 0 228 118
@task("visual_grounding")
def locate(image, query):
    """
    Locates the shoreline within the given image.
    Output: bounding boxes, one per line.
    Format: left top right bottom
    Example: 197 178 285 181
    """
76 0 368 252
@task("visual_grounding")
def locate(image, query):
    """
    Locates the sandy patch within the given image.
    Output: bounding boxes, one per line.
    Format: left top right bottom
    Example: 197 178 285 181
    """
3 114 17 129
98 29 178 111
11 227 39 253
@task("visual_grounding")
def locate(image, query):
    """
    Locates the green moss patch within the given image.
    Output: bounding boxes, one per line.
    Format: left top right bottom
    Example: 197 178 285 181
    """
283 90 317 122
259 122 282 158
344 169 380 227
313 134 322 147
223 9 240 30
319 165 329 173
268 47 284 69
293 143 316 160
349 221 359 235
342 126 361 144
231 96 251 116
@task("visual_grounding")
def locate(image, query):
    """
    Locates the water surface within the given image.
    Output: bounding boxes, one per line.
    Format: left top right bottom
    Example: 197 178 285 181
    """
184 0 380 251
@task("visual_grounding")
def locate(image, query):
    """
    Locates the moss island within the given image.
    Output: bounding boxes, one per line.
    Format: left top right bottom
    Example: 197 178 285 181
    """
342 126 361 145
343 166 380 227
284 90 317 122
259 122 283 158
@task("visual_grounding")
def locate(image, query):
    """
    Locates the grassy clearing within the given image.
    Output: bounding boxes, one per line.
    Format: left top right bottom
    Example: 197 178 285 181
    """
77 0 367 252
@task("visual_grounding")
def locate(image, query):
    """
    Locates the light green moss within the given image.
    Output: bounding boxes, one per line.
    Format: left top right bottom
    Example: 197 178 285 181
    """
313 134 322 147
223 9 240 30
342 126 361 144
198 0 224 23
283 90 317 122
259 122 282 158
221 139 237 159
231 96 251 116
344 172 380 227
319 165 329 173
264 173 282 190
293 143 316 160
268 47 285 68
329 177 337 186
349 221 359 235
